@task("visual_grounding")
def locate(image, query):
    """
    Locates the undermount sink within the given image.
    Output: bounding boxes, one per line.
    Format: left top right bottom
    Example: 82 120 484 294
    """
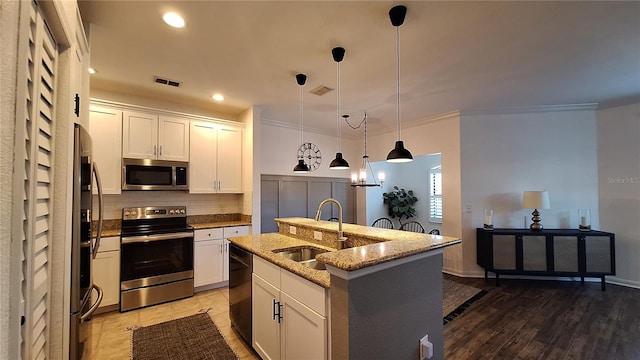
273 246 328 270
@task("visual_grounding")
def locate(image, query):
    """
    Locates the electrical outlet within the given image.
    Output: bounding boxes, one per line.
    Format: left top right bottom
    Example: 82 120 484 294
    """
419 334 433 359
289 226 296 235
465 204 472 213
314 231 322 240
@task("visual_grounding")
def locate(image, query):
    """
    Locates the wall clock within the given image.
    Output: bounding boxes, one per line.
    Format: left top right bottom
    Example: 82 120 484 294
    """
297 142 322 171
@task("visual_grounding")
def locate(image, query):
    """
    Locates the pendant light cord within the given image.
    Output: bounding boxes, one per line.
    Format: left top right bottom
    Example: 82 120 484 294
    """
300 83 304 146
336 60 341 153
396 25 401 141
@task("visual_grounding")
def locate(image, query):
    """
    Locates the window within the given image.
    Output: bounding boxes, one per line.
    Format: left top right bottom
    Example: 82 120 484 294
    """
429 166 442 223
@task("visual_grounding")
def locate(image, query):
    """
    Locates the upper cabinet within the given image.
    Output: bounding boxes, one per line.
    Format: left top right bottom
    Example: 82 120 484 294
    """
122 111 190 161
190 121 242 193
89 105 122 194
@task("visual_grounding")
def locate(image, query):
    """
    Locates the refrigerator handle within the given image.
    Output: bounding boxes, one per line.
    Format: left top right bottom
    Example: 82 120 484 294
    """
92 162 104 259
80 284 103 321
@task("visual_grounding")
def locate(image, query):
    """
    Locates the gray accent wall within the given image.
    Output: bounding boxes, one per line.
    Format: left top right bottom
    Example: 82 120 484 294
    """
330 254 444 360
260 174 355 233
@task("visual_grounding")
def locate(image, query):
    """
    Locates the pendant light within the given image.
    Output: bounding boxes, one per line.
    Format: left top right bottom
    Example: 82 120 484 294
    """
344 113 385 187
386 5 414 163
329 47 350 170
293 73 310 173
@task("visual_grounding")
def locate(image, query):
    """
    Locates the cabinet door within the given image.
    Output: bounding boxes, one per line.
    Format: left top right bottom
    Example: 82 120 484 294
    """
89 105 122 194
158 116 189 161
584 236 612 273
217 126 243 193
281 292 327 360
189 121 218 193
123 110 158 159
194 239 224 287
253 274 281 360
93 236 120 308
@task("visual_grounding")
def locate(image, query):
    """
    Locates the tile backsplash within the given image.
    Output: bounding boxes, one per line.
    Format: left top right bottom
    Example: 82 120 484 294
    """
94 192 245 219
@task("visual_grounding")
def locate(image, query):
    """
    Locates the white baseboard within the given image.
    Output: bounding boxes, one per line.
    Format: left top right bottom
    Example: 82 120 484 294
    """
441 271 640 290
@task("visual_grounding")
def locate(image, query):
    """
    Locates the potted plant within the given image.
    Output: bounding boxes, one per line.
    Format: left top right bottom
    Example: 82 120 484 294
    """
382 186 418 221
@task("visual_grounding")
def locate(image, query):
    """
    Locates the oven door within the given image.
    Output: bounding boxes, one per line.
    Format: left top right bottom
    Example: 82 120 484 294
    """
120 231 194 289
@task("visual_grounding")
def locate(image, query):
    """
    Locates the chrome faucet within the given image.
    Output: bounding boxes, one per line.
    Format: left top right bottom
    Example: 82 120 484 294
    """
314 198 347 249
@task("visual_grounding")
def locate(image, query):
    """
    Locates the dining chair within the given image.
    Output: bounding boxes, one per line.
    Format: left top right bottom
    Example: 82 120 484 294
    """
399 220 425 233
371 217 394 229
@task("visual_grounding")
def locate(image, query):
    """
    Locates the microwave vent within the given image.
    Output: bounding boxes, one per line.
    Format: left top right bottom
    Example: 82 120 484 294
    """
154 76 181 88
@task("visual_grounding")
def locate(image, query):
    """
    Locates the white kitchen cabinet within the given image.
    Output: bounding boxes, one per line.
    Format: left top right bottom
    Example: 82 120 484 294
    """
89 105 122 194
189 121 242 193
223 226 250 281
92 236 120 311
194 228 225 287
252 256 327 360
123 111 189 161
194 226 250 288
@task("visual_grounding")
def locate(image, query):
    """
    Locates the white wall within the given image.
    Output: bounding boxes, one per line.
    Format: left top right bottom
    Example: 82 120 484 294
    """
1 1 21 357
597 102 640 288
459 107 600 276
260 120 358 178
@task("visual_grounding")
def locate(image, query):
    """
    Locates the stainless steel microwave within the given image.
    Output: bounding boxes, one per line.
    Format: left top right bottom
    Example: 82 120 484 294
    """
122 158 188 191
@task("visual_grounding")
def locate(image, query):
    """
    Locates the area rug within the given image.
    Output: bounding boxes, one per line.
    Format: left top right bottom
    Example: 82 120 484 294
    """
443 278 487 325
130 312 238 360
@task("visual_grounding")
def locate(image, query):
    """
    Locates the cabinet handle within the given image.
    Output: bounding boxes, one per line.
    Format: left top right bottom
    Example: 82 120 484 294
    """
74 93 80 117
159 144 163 156
277 302 283 323
153 145 157 156
273 299 278 321
220 244 223 253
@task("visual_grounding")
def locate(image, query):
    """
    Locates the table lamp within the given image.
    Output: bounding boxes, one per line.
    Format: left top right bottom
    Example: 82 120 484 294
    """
522 191 550 231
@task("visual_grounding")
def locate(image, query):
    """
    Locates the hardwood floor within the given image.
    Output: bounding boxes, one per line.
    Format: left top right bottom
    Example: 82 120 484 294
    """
444 275 640 360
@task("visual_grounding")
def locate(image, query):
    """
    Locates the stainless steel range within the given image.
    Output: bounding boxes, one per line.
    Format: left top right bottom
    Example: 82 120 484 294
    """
120 206 194 312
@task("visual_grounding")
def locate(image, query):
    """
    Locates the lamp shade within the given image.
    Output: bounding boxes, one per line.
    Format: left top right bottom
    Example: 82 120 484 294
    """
293 159 309 173
386 140 413 163
329 152 349 169
522 191 550 209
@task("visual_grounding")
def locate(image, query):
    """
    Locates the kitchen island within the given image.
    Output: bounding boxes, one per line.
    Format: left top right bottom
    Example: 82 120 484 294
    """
228 217 460 360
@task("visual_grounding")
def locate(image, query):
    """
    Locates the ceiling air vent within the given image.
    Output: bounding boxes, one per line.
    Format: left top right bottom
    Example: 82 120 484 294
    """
310 85 333 96
154 76 181 88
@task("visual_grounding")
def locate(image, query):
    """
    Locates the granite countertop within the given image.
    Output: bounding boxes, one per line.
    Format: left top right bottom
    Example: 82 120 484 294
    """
92 214 252 238
228 233 333 288
228 217 461 288
190 220 252 230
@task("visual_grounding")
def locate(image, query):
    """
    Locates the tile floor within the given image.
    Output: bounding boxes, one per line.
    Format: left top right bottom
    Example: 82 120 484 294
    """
86 287 259 359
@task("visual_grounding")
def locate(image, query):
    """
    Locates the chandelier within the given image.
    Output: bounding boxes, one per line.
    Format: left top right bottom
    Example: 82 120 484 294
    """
344 113 385 187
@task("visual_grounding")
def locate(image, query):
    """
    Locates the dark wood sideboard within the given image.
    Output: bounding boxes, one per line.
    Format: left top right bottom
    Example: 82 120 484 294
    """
476 228 615 291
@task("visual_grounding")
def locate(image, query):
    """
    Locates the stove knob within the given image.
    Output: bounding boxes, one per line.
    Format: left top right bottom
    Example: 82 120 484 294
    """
169 209 175 214
124 210 130 216
180 209 185 214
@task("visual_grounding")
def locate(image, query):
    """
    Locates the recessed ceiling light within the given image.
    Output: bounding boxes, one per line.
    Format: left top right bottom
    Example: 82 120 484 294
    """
163 12 185 28
88 67 96 74
212 94 224 101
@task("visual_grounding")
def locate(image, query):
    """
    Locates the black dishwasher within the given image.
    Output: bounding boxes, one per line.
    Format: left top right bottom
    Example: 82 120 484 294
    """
229 243 252 346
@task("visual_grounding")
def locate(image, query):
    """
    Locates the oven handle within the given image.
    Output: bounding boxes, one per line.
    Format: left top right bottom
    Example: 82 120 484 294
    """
121 231 194 244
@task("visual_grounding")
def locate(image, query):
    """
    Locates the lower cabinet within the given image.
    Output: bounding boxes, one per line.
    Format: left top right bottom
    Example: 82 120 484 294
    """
194 226 250 289
252 256 327 360
92 236 120 312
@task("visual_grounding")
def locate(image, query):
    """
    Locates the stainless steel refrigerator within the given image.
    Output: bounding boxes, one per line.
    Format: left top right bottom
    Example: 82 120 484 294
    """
70 123 104 359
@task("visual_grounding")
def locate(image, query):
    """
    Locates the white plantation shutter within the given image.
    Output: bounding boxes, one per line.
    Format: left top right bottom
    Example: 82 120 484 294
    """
18 2 58 358
429 166 442 223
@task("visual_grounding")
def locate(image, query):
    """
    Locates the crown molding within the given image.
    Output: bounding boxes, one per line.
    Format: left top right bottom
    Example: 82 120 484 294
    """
460 103 599 116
